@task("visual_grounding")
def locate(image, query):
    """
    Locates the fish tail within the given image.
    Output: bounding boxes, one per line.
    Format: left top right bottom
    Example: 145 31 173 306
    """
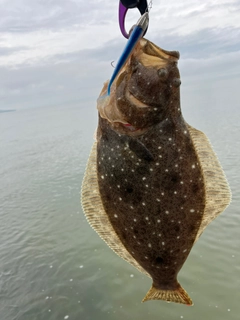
142 284 193 305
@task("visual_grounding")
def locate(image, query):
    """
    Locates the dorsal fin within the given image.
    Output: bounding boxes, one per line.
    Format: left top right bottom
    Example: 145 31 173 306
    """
81 142 150 277
187 124 232 242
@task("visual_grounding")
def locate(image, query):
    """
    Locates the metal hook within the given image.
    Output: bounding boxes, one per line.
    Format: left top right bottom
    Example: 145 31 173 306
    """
119 0 149 39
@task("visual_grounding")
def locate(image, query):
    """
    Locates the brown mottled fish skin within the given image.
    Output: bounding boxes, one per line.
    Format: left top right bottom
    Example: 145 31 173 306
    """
81 38 231 305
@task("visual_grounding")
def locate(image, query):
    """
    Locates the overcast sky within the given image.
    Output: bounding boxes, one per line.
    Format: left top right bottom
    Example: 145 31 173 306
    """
0 0 239 112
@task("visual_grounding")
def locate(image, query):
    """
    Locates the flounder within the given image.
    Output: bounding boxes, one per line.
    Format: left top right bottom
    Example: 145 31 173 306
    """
81 38 231 305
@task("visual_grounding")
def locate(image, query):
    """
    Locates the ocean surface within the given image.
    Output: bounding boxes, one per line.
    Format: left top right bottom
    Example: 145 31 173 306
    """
0 99 239 320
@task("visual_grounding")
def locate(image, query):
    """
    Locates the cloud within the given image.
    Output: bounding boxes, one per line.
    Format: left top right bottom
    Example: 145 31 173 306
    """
0 0 239 110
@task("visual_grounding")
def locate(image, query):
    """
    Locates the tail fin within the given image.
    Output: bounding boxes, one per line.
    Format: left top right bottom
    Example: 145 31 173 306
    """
142 284 193 305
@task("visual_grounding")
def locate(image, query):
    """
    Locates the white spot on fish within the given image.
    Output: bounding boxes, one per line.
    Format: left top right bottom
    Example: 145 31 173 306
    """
142 202 146 206
157 219 161 223
158 146 162 149
165 211 169 214
142 177 146 180
175 164 178 167
165 169 169 172
156 198 160 202
114 214 118 218
145 185 149 188
190 209 195 212
119 197 122 201
130 206 134 210
145 256 148 259
101 175 104 179
177 236 180 239
156 162 160 165
145 216 149 220
148 243 152 248
180 181 184 184
162 242 165 245
184 130 187 134
174 191 177 194
183 249 187 253
161 192 164 196
192 164 196 169
133 218 137 221
169 138 172 141
117 185 120 188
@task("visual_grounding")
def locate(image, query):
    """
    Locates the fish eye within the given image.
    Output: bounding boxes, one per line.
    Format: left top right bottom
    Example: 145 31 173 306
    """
172 78 181 87
158 68 167 78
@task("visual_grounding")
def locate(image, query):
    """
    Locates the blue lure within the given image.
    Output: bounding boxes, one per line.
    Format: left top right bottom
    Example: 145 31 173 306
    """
107 12 149 96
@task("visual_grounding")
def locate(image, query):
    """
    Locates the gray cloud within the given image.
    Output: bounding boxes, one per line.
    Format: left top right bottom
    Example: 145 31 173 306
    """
0 46 29 56
0 0 239 112
0 0 113 33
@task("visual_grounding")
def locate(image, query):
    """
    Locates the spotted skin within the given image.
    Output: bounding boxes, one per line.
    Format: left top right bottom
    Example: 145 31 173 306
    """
97 114 205 290
82 38 231 305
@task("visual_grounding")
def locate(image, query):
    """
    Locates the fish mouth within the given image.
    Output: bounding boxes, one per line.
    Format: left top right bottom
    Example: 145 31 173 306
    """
97 38 180 134
137 38 179 63
112 38 179 79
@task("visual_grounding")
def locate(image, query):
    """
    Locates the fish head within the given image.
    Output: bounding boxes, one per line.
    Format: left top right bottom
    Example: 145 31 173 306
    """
97 38 181 134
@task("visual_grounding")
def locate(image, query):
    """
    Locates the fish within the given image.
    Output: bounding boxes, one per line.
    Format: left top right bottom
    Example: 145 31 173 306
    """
81 38 231 305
